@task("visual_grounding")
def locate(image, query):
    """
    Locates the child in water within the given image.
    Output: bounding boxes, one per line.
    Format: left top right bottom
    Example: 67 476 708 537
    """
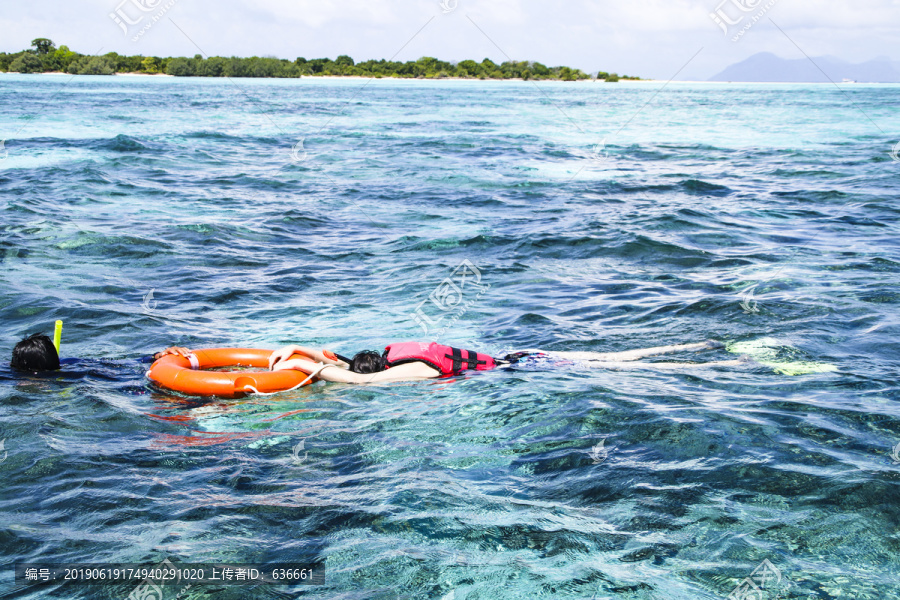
9 333 60 372
156 340 746 384
8 333 177 375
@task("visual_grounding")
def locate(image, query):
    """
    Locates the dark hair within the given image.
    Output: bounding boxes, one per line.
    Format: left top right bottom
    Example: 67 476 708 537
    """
350 350 386 374
11 333 60 372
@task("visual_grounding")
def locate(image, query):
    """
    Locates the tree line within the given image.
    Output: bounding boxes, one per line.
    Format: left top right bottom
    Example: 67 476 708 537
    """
1 38 640 81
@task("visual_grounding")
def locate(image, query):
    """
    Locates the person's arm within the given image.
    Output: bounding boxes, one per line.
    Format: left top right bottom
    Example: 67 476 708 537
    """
268 345 349 370
326 362 441 383
272 359 440 384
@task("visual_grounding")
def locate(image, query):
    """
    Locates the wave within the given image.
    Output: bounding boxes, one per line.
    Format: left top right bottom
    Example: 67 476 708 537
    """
679 179 733 196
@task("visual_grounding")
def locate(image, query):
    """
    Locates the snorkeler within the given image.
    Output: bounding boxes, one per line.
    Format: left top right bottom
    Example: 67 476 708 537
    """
9 333 61 372
9 332 178 375
153 340 746 385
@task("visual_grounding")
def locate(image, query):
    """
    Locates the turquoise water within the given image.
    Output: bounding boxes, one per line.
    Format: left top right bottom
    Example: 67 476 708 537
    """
1 74 900 599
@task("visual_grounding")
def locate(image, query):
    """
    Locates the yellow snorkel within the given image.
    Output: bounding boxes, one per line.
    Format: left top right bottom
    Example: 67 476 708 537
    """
53 320 63 355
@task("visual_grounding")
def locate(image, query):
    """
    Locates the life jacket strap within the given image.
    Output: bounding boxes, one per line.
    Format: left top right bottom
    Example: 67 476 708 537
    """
445 347 487 374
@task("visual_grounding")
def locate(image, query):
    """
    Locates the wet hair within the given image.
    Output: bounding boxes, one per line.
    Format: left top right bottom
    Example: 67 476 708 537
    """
349 350 386 374
11 333 60 372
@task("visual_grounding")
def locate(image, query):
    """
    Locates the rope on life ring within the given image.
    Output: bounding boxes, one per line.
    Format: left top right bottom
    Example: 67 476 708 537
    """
147 348 321 397
241 362 331 396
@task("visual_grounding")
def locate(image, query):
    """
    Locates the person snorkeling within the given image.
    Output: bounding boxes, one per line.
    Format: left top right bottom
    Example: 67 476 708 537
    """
9 331 180 376
156 339 748 384
10 333 61 372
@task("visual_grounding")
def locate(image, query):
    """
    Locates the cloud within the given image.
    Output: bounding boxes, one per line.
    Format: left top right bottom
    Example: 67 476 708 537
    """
248 0 403 28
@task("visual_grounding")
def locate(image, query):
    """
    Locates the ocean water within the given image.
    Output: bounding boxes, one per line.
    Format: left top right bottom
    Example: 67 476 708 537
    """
1 74 899 599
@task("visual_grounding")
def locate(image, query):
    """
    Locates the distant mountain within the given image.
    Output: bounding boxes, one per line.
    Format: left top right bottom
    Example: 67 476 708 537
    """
709 52 900 83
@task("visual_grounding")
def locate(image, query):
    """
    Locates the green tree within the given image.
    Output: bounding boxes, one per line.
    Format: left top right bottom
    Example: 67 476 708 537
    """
66 56 111 75
500 60 528 79
166 57 196 76
531 62 550 78
103 51 124 72
31 38 55 55
458 59 479 78
141 56 160 73
77 56 116 75
224 57 247 77
557 67 576 81
9 54 44 73
481 58 498 73
306 58 331 74
124 55 145 72
40 53 62 72
200 56 227 77
417 56 438 73
53 45 78 71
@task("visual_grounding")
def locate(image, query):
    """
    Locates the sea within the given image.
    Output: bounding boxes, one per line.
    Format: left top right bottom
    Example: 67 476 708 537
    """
1 74 899 599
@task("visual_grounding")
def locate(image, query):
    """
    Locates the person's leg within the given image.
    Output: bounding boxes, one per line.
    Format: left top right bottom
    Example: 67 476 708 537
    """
547 340 724 363
577 357 749 370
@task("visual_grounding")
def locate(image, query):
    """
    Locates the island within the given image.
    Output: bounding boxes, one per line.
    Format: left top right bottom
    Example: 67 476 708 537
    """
0 38 640 82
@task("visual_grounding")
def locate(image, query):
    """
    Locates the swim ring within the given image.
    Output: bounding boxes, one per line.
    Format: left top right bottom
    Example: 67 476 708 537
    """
148 348 319 397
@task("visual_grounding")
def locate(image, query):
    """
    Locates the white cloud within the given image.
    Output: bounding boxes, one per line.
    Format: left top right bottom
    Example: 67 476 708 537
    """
248 0 403 28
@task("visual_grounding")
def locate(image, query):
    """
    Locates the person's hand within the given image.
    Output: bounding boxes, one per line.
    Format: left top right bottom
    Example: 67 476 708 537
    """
271 358 317 373
268 345 300 370
154 346 192 360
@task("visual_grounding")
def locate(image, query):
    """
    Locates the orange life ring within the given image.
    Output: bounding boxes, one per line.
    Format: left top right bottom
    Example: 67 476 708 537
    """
147 348 318 397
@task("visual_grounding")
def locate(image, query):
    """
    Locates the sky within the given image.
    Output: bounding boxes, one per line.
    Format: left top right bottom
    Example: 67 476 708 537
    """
2 0 899 80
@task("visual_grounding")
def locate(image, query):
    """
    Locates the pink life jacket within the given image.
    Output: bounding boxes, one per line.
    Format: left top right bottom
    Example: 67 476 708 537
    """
383 342 497 376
